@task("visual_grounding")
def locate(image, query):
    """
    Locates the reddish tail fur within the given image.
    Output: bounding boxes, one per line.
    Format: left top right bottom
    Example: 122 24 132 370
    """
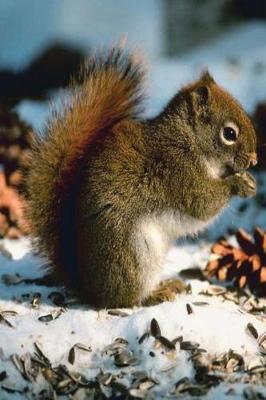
26 48 145 283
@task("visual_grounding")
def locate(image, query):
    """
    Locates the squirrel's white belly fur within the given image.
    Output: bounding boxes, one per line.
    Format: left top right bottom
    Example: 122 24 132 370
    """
133 210 217 299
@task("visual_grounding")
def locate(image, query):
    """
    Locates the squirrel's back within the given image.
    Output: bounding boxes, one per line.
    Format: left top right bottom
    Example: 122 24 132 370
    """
26 48 145 285
26 47 257 307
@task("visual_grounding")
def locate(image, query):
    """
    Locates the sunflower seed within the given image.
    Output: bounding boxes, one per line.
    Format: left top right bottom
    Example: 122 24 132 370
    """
22 352 34 381
258 333 266 354
247 358 265 373
103 342 127 354
186 386 209 396
223 292 238 304
186 303 193 314
175 377 191 392
11 354 24 375
246 323 258 339
98 372 112 386
34 342 51 367
188 348 207 360
107 309 129 317
172 336 183 345
68 347 75 365
132 371 148 381
180 341 200 351
150 318 161 338
75 343 92 352
1 310 18 317
53 308 65 320
157 336 175 350
139 380 155 391
0 315 14 328
0 371 7 382
226 358 240 372
38 314 53 322
206 285 227 295
114 338 128 345
68 342 92 365
138 332 150 344
57 378 72 389
241 297 257 312
110 381 128 393
161 363 175 372
114 350 138 367
67 371 90 386
129 389 146 398
31 295 41 308
56 381 79 395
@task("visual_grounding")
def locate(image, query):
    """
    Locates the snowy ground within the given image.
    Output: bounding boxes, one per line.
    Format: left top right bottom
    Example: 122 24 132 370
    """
0 209 265 399
0 22 266 399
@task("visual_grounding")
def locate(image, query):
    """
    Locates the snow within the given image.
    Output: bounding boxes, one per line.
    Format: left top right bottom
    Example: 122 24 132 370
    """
149 22 266 117
16 22 266 132
0 0 163 70
1 18 266 400
0 237 265 398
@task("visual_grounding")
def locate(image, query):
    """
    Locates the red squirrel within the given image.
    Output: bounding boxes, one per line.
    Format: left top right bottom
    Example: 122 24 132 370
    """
26 48 257 307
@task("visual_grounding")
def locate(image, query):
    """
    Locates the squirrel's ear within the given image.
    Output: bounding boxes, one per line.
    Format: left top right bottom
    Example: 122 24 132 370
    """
190 85 210 112
200 70 215 85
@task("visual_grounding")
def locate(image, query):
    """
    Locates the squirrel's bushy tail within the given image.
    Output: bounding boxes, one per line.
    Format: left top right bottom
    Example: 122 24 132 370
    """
26 48 145 282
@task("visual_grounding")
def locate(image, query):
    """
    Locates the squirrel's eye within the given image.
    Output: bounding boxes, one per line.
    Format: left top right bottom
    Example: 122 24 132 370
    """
220 122 239 145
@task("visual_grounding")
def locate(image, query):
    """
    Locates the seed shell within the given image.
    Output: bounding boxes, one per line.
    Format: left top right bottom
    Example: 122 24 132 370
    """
258 333 266 354
158 336 175 350
172 336 183 345
34 342 51 367
38 314 53 322
75 343 92 352
186 303 193 314
114 350 138 367
246 323 258 339
0 315 14 328
150 318 161 338
68 347 75 365
180 341 200 351
138 332 150 344
0 371 7 382
107 309 129 317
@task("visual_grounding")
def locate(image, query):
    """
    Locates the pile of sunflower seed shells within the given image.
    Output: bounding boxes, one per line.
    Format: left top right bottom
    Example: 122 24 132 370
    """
0 252 266 399
0 304 265 399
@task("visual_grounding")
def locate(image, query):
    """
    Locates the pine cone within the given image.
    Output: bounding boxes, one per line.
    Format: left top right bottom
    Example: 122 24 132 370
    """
206 227 266 297
0 107 33 190
0 171 29 238
0 107 33 237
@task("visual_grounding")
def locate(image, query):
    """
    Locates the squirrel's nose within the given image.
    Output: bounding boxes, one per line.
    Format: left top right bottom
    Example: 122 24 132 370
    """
249 153 258 167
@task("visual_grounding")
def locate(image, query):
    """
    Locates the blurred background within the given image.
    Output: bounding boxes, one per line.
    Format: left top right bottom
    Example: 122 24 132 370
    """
0 0 265 126
0 0 265 241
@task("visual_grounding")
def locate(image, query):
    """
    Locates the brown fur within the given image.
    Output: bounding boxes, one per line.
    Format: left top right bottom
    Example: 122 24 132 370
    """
26 48 257 308
26 48 145 285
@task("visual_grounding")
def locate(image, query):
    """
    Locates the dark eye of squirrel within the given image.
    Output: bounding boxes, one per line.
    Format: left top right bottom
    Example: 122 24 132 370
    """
220 122 239 146
223 127 237 142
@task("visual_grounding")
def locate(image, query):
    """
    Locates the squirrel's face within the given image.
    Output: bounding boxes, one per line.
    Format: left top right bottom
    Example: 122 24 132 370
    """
187 73 257 176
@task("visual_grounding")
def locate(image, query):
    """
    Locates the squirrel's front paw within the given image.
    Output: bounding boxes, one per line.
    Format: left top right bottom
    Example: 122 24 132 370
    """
229 172 256 198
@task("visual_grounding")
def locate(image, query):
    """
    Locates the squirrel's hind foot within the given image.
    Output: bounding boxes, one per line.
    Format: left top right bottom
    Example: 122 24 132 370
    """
142 278 188 306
